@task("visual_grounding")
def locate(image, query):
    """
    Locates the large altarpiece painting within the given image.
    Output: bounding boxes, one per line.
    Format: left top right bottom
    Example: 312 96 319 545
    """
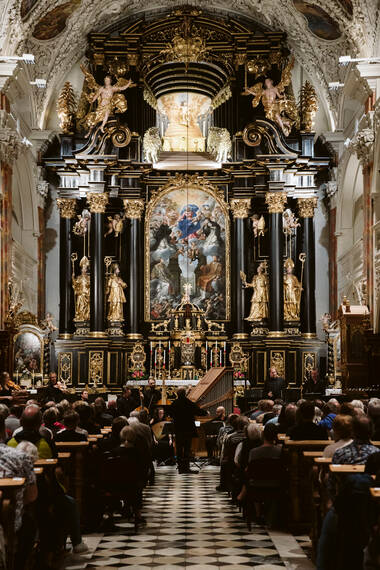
145 177 230 321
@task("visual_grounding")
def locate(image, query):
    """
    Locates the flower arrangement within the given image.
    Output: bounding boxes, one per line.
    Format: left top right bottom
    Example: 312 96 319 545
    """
233 370 245 380
129 369 148 381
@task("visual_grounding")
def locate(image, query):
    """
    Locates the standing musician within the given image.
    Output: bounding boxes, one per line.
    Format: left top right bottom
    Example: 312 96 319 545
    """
143 377 161 414
169 388 208 474
117 384 139 418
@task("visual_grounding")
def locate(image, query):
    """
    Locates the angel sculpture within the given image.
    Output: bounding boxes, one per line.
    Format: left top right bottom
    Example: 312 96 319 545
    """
243 57 299 136
104 213 125 238
251 214 266 238
80 64 136 136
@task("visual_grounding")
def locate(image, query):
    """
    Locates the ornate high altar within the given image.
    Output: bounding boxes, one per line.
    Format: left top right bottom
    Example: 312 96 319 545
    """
42 7 329 398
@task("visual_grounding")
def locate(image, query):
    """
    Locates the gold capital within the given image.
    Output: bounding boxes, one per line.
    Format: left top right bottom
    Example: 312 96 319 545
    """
230 198 251 219
123 199 145 220
56 198 77 219
297 197 318 218
86 192 109 214
265 192 287 214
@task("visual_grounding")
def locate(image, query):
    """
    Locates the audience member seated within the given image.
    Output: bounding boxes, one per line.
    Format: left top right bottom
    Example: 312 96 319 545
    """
319 399 340 431
246 423 285 528
218 415 249 492
318 415 377 570
263 403 282 425
80 390 89 402
108 425 146 524
93 397 113 427
8 405 55 458
5 404 22 437
276 403 297 434
367 398 380 440
250 399 273 422
331 415 378 466
323 415 353 458
56 410 88 442
0 411 38 568
287 400 329 440
73 401 100 434
98 416 128 453
107 399 118 418
42 406 64 437
351 399 366 416
233 423 262 502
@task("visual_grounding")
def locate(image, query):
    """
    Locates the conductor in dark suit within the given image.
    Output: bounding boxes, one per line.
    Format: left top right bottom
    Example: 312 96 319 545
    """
263 367 286 400
169 388 208 474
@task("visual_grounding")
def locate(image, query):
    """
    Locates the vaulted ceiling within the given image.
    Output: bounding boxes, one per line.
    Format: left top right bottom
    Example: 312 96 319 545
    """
0 0 379 130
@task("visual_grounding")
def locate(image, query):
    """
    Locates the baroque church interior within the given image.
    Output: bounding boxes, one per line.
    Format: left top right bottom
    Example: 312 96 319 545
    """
0 0 380 568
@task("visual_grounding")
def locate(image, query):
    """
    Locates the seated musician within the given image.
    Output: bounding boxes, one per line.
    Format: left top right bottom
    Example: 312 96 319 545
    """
44 371 66 403
203 406 226 460
117 384 139 418
0 371 15 402
150 407 174 465
143 377 161 414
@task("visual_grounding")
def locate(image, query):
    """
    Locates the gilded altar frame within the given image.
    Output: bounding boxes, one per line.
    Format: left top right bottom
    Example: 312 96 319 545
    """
144 174 231 322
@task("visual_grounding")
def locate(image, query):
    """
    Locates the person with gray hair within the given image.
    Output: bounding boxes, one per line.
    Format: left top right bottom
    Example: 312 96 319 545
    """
368 397 380 439
16 440 39 463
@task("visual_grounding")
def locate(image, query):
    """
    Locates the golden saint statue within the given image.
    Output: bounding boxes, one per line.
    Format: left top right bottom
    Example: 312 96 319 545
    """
72 256 90 322
106 263 127 322
283 257 302 321
80 65 136 136
240 262 269 321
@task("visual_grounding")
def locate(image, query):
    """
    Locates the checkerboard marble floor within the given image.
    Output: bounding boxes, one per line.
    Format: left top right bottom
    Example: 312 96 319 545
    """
63 465 314 569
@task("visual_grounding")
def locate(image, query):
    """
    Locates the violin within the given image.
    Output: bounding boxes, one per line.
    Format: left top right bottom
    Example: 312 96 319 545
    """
7 379 21 391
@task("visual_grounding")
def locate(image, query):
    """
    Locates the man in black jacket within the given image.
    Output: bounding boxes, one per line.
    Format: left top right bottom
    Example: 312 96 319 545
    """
169 388 208 474
263 367 286 400
117 385 138 418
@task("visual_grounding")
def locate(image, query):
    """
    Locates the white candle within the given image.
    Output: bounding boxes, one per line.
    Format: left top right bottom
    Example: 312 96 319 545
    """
163 349 166 364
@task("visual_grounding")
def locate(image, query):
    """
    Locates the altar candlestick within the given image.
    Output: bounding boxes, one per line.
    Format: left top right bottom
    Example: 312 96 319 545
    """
220 350 222 367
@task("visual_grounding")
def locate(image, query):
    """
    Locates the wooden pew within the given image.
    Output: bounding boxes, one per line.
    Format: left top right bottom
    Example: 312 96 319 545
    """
55 442 89 518
283 440 331 533
0 478 26 570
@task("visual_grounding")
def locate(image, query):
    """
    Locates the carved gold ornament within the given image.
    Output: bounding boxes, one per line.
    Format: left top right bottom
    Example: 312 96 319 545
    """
297 197 318 218
123 199 145 220
230 199 251 219
57 81 76 134
270 351 285 378
89 351 104 385
130 343 146 369
86 192 109 214
56 198 77 219
265 192 287 214
300 81 318 132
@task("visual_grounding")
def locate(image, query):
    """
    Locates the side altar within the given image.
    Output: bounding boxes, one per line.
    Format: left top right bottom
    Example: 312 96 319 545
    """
42 7 330 397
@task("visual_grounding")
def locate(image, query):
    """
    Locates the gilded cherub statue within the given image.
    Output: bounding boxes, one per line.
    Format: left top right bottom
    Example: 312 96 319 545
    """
240 262 269 321
106 263 127 322
104 213 125 238
243 57 299 136
283 257 302 321
80 64 136 136
72 255 90 322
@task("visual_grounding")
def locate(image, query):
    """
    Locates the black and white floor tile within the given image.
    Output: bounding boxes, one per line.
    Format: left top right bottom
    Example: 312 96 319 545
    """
63 465 314 569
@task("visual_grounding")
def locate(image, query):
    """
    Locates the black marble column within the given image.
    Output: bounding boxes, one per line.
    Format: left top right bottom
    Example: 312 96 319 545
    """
266 192 287 334
87 193 108 334
231 199 250 338
57 198 76 336
124 199 144 338
298 197 317 335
